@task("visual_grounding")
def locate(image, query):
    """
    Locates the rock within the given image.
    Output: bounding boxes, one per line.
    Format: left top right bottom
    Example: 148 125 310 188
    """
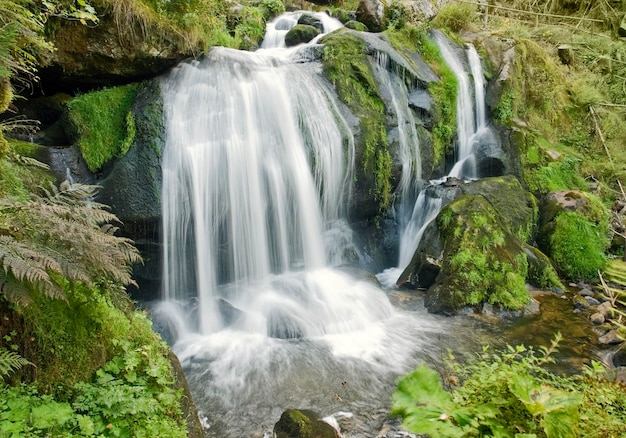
597 301 614 318
167 350 205 438
572 294 590 310
599 329 624 345
408 0 450 21
356 0 386 32
298 14 324 32
274 409 340 438
285 24 321 47
585 296 601 306
41 15 189 92
345 20 368 31
590 312 605 325
579 288 594 297
523 244 562 290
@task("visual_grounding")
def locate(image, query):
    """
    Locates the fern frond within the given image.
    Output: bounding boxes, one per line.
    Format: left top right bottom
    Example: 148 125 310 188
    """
0 348 32 380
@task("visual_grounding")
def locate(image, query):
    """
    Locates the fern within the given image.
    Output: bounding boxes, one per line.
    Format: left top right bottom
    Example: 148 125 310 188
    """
0 347 31 380
0 181 142 304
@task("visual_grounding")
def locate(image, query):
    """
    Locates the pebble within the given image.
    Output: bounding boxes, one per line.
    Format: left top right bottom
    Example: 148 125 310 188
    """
597 301 613 317
585 296 601 306
590 312 605 325
579 288 594 297
598 329 624 345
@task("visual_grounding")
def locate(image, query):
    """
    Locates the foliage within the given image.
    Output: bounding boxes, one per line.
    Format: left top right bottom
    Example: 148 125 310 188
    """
67 83 140 172
524 155 587 196
321 31 392 214
0 349 31 381
433 2 477 33
548 211 608 280
394 335 626 438
40 0 98 25
0 312 186 437
0 181 141 306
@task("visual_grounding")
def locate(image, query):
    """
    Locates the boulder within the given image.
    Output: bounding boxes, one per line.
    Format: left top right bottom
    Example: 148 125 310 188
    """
274 409 340 438
356 0 386 32
298 14 324 32
345 20 368 31
407 0 451 21
285 24 321 47
41 13 190 92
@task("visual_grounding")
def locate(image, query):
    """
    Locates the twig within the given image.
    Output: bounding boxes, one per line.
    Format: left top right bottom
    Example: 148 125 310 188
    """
589 105 612 163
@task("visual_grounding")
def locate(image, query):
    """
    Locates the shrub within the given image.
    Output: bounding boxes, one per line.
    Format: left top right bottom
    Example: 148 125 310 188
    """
433 3 477 33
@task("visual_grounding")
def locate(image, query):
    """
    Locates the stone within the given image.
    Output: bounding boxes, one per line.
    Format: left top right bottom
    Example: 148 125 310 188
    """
274 409 340 438
572 294 590 309
590 312 605 325
356 0 386 32
597 301 614 317
598 329 624 345
579 287 594 297
345 20 368 31
285 24 321 47
585 296 601 306
298 14 324 32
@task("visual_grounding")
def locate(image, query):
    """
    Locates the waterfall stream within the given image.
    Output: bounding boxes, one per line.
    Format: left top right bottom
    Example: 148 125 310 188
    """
377 31 494 289
155 13 459 437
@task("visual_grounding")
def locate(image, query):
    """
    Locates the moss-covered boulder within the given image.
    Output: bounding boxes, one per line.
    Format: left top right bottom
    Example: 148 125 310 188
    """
398 176 558 314
297 14 324 32
537 190 610 280
356 0 386 32
424 194 530 314
285 24 321 47
274 409 340 438
345 20 368 31
42 13 189 91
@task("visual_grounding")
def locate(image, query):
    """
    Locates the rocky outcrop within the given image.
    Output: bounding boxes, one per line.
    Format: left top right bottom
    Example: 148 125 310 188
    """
41 13 190 92
356 0 386 33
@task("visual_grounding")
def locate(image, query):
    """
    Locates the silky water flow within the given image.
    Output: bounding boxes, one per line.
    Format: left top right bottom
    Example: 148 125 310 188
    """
152 12 458 437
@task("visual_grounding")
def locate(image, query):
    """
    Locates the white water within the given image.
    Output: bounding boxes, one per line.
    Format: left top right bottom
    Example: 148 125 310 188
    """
158 13 448 437
385 32 490 281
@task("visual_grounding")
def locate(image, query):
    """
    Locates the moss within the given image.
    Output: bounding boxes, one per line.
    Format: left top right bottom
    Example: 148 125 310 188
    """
321 31 392 213
436 195 531 310
524 152 587 197
432 2 477 33
523 244 564 290
67 83 140 172
548 211 608 280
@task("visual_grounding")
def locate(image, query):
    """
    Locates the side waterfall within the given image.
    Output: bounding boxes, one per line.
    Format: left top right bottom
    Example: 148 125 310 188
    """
156 12 447 437
378 32 491 288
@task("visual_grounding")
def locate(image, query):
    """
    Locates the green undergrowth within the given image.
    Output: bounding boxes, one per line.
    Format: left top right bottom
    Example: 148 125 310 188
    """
385 25 457 170
321 31 393 214
67 83 140 172
393 335 626 438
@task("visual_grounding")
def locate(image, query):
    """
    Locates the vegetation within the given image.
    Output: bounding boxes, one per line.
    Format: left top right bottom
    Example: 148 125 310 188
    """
0 137 186 435
321 31 393 214
67 84 140 172
393 335 626 438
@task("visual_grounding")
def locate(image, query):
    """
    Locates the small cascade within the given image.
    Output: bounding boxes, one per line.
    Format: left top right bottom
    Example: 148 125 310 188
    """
385 32 492 283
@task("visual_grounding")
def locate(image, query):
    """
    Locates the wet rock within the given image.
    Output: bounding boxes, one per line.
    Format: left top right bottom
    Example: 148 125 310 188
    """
579 288 594 297
597 301 614 318
590 312 605 325
572 294 590 310
298 14 324 32
356 0 386 32
285 24 321 47
274 409 340 438
345 20 368 31
585 296 601 306
599 329 624 345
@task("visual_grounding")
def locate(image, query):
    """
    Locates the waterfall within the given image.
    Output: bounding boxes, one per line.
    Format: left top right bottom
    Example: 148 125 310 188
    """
383 32 490 283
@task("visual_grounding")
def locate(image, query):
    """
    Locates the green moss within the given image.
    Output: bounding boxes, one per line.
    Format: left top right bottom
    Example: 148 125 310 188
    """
438 195 530 310
321 31 392 213
67 83 140 172
525 155 587 196
432 2 477 33
548 211 608 280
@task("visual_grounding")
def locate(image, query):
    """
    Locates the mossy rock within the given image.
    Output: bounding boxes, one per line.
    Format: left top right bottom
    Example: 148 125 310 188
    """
297 14 324 32
274 409 339 438
345 20 368 31
424 194 531 314
537 190 610 280
523 244 563 290
285 24 321 47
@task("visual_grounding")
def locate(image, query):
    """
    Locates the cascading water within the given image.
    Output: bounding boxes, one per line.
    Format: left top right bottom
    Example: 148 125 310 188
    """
156 12 451 437
378 32 492 288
